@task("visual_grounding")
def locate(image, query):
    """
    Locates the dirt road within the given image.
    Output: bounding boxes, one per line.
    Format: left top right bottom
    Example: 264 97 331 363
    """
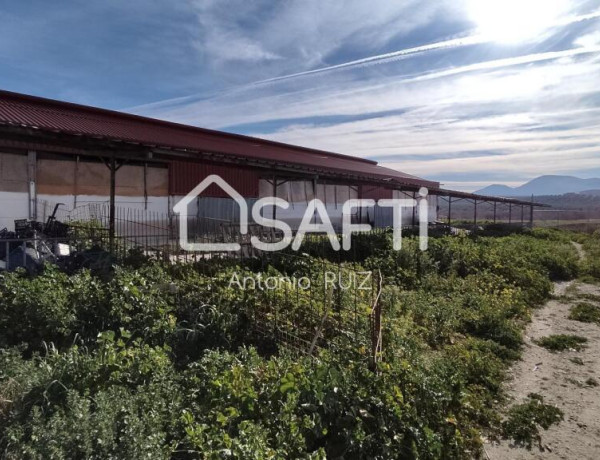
486 279 600 459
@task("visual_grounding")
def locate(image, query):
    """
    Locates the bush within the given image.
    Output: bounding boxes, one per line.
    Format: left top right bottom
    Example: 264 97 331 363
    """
568 302 600 324
535 334 588 352
580 232 600 281
0 266 100 351
0 228 582 458
0 334 183 459
502 393 563 449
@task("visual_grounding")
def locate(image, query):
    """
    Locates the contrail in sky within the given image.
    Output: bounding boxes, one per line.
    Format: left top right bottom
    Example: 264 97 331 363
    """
407 45 600 83
253 35 487 85
252 10 600 86
130 10 600 114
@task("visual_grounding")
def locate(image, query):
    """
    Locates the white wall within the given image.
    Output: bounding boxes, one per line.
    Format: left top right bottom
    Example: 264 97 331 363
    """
392 190 438 223
37 194 169 219
0 191 29 231
0 193 170 232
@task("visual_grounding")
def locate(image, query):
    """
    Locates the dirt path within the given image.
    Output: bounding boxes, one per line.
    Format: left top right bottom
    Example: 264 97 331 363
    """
486 256 600 458
572 241 585 260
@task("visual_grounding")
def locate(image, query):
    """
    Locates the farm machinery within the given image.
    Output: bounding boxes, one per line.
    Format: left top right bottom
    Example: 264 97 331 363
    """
0 204 71 272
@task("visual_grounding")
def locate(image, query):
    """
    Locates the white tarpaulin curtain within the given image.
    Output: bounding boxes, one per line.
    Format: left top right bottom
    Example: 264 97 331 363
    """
259 179 356 205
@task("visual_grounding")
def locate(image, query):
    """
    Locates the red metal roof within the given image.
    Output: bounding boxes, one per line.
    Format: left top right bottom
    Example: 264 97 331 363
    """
0 89 438 189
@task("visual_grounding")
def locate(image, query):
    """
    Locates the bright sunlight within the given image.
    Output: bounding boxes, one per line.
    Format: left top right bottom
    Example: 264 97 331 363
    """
469 0 569 43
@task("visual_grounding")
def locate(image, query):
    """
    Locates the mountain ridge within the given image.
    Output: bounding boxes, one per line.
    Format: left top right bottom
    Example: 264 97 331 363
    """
475 175 600 197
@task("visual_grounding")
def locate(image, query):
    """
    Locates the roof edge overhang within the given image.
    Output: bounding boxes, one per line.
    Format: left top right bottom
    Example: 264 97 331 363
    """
0 93 548 208
0 89 377 166
0 124 438 190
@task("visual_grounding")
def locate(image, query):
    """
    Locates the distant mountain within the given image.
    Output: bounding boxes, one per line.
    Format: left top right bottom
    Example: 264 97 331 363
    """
475 175 600 197
580 189 600 197
474 184 515 196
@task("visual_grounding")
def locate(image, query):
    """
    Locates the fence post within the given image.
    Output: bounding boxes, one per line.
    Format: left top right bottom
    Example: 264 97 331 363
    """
22 241 27 268
109 156 117 252
370 270 383 371
529 195 534 228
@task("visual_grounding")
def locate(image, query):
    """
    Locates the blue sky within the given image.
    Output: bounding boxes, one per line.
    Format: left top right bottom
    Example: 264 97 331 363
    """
1 0 600 191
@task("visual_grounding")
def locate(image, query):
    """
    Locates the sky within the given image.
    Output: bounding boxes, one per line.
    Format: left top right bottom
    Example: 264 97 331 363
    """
1 0 600 191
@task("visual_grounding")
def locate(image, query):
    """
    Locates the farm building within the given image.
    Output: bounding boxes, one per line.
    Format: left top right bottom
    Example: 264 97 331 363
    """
0 89 538 240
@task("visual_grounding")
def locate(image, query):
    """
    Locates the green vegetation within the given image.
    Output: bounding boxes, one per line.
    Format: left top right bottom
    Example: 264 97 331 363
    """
570 357 584 365
0 228 579 458
502 393 564 449
578 292 600 302
579 230 600 282
501 393 564 449
535 334 588 352
569 302 600 324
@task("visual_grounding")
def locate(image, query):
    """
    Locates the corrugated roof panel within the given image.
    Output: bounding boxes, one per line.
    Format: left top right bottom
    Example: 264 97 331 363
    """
0 89 438 189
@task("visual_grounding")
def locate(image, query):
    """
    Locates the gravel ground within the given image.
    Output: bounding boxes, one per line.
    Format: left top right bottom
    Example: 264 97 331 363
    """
486 279 600 460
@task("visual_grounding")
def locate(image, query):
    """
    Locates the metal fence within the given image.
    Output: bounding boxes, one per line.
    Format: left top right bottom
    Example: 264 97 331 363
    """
0 212 386 362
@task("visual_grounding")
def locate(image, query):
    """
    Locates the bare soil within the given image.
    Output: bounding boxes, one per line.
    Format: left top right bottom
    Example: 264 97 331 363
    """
486 279 600 459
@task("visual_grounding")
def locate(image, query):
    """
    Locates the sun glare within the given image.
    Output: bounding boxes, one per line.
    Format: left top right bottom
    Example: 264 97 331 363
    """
468 0 569 43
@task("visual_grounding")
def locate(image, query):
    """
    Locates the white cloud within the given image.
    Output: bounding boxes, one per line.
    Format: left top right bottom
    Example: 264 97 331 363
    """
575 30 600 47
132 1 600 190
187 0 457 79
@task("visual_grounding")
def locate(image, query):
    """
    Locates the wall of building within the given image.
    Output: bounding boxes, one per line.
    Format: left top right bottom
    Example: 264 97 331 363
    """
0 153 29 230
256 179 360 230
0 152 169 231
169 161 259 197
255 179 438 230
0 151 438 235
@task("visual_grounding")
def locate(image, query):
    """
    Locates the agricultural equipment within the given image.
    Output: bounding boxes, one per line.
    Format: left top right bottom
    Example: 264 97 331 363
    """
0 204 72 273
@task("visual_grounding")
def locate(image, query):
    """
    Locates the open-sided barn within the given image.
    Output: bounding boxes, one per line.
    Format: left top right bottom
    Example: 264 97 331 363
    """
0 89 539 238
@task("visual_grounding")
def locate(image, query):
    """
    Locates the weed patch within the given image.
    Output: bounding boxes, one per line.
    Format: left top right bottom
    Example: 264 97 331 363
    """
502 393 564 449
577 292 600 303
535 334 588 352
0 228 580 458
569 302 600 324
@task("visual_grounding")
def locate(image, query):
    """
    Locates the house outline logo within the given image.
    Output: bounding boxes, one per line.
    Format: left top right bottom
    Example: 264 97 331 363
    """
173 174 248 252
174 174 430 253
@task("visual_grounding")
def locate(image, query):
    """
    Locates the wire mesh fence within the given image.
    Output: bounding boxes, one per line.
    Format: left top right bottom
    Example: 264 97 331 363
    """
3 201 388 361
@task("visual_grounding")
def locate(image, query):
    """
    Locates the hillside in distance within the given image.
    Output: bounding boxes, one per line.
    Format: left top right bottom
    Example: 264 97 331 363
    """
581 189 600 197
440 192 600 222
476 175 600 197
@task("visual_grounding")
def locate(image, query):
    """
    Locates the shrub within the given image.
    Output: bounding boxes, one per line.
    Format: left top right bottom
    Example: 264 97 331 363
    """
535 334 588 352
568 302 600 324
580 233 600 281
0 334 183 459
0 266 87 350
0 228 583 458
502 393 564 449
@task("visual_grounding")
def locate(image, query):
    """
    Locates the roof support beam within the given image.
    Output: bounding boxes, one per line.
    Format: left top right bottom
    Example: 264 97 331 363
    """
102 155 124 251
27 150 37 221
412 191 416 227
